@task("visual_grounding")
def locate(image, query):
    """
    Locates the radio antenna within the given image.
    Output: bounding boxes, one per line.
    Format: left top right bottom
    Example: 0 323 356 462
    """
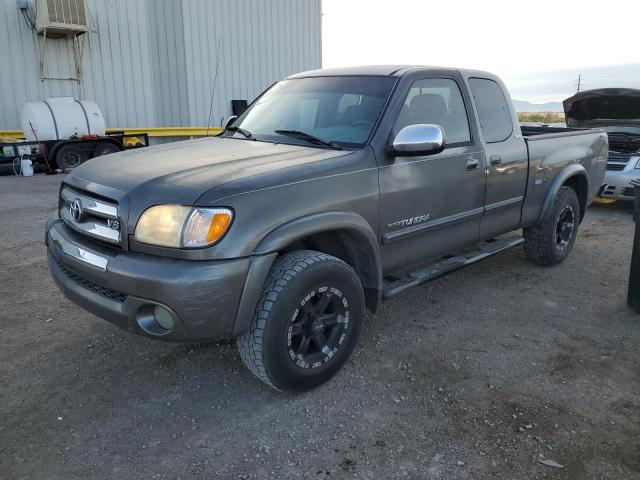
206 37 222 136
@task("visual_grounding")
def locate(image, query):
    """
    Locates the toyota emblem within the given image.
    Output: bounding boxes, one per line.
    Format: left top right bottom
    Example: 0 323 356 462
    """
70 198 83 222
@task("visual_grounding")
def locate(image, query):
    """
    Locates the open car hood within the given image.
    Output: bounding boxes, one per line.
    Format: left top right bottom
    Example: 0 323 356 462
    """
563 88 640 128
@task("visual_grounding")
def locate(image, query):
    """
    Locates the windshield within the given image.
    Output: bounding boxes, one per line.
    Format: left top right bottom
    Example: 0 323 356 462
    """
222 76 397 149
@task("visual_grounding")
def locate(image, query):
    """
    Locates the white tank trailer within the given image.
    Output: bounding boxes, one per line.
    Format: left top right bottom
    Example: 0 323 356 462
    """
21 97 106 142
0 97 148 173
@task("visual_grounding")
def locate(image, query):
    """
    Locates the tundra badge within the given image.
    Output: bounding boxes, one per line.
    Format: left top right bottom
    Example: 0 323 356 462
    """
388 214 431 230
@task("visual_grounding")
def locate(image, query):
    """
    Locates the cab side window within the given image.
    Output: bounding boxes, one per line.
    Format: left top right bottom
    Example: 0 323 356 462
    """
468 78 513 143
394 78 471 146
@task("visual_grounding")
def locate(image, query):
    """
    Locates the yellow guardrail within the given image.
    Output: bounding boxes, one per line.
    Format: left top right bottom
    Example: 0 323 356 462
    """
0 127 223 141
107 127 223 137
0 130 23 140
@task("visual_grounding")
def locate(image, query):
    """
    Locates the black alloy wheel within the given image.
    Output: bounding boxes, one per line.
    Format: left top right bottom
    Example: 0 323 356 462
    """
555 204 575 251
287 287 350 370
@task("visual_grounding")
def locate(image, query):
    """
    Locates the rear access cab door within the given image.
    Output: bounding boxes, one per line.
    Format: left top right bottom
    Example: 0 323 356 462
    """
465 75 528 240
373 69 486 273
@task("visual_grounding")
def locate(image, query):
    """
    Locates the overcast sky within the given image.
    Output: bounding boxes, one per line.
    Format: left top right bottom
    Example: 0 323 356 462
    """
322 0 640 103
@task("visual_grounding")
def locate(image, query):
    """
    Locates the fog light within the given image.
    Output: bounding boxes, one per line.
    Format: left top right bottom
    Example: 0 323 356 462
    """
154 305 175 330
136 304 176 335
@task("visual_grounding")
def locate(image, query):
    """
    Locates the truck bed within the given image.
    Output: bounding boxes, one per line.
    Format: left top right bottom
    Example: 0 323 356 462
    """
520 125 608 227
520 125 589 138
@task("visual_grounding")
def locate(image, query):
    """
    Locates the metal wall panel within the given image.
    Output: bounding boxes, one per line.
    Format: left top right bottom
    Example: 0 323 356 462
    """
147 0 189 127
0 0 157 130
0 0 322 131
181 0 323 126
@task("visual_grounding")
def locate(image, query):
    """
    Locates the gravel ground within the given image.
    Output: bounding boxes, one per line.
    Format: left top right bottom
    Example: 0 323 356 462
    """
1 174 639 479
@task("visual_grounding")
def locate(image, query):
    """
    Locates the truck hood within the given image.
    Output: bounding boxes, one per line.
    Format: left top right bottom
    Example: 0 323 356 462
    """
70 137 349 207
563 88 640 128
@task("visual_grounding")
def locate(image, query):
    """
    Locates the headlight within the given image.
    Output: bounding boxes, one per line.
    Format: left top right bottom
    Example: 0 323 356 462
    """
135 205 233 248
182 208 233 247
633 156 640 169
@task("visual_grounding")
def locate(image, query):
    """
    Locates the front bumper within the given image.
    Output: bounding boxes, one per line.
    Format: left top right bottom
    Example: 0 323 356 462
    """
600 169 640 201
46 217 275 342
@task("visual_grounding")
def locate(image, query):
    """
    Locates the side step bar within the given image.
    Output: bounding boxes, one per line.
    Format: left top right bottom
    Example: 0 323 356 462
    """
382 236 524 299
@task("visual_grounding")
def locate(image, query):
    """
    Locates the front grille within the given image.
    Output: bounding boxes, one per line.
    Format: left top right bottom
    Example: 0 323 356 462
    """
623 187 636 197
59 185 122 247
607 163 627 171
54 257 127 303
608 152 632 160
608 136 640 153
606 151 632 172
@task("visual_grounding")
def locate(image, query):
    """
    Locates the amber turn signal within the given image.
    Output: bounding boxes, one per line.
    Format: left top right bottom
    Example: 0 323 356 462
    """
206 211 233 244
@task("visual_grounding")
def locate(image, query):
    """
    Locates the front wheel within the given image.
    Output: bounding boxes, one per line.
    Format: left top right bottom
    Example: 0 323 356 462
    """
523 186 580 266
237 250 364 393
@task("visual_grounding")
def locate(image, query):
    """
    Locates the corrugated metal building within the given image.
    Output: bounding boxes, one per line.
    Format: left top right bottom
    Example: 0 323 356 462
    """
0 0 322 131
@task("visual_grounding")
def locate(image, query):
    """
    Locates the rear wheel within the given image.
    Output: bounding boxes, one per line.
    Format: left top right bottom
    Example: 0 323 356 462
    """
237 250 364 393
523 186 580 266
55 144 87 170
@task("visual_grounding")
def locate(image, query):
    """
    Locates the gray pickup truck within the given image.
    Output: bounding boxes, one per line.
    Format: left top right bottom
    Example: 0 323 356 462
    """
46 66 607 392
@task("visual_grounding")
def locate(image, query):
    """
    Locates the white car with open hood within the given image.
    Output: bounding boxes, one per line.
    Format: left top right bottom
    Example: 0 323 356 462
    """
564 88 640 201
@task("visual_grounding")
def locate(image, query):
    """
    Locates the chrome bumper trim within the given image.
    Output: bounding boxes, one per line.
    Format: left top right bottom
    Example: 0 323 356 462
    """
49 226 109 271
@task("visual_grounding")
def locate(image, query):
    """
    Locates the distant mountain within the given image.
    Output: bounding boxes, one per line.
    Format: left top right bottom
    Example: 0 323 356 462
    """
512 99 563 112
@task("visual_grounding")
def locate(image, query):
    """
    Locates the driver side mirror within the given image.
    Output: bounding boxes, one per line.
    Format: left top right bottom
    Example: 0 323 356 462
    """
388 124 445 157
224 115 238 130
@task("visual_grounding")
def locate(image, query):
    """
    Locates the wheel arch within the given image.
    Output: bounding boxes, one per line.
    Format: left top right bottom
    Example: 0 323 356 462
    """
538 164 588 224
253 211 383 313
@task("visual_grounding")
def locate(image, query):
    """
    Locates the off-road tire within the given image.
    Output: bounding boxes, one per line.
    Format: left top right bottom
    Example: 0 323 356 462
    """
523 186 580 266
237 250 364 393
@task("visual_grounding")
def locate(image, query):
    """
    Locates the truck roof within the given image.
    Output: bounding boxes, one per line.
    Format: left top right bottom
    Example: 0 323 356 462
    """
287 65 496 79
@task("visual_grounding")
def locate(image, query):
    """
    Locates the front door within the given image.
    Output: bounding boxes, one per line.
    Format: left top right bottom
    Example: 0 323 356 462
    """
378 76 486 273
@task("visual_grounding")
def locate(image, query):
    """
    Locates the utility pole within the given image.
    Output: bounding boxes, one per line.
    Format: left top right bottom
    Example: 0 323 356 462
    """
576 74 582 93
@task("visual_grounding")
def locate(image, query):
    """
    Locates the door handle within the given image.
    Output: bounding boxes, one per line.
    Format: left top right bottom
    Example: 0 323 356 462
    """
490 154 502 166
466 159 480 171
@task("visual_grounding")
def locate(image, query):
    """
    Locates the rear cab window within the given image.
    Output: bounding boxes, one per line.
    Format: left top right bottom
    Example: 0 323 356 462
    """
468 78 513 143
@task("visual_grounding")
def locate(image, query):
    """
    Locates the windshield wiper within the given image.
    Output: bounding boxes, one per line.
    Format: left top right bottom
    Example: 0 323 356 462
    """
275 129 342 150
226 126 254 139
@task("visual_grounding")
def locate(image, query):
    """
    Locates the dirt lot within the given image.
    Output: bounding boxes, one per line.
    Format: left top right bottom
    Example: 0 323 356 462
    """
1 174 639 479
